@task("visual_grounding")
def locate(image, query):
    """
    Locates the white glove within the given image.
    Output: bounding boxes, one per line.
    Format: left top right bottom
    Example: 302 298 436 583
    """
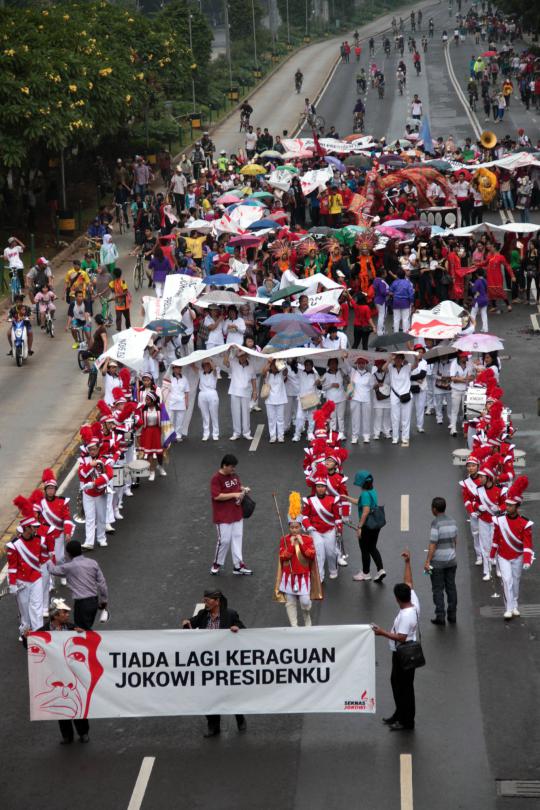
523 563 531 571
9 585 17 595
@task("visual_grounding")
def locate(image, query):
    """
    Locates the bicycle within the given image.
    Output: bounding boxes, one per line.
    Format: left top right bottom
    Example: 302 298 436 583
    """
398 77 405 95
133 250 145 291
353 112 364 133
9 268 21 303
115 203 127 235
85 238 101 264
44 308 55 338
239 113 251 133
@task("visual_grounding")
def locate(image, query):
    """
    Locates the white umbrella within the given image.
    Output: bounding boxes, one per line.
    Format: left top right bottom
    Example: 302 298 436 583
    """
452 334 504 352
186 219 213 232
197 291 245 307
430 301 468 320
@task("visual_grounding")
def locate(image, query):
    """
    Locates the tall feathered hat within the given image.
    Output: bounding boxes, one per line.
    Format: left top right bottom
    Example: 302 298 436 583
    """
354 228 377 252
13 495 40 529
313 401 335 433
325 446 348 467
29 489 44 513
112 386 127 404
479 454 499 479
486 417 506 446
97 399 115 424
118 367 132 393
487 386 504 402
489 400 504 420
116 401 138 422
80 424 100 449
505 475 528 504
42 467 57 488
297 236 318 257
288 491 302 523
270 239 290 259
476 368 497 387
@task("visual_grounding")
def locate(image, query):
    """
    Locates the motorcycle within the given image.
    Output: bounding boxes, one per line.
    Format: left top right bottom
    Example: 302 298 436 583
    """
10 318 29 367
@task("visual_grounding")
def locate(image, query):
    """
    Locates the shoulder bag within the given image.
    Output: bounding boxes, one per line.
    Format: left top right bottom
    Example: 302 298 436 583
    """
363 490 386 531
396 610 425 671
241 492 256 519
391 386 411 404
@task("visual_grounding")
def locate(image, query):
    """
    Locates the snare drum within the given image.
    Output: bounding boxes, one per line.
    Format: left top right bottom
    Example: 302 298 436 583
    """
128 459 151 479
112 462 125 489
464 385 487 418
300 392 321 411
452 448 470 466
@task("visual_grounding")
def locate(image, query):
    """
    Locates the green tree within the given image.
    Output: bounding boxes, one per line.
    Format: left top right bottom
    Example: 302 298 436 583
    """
228 0 263 43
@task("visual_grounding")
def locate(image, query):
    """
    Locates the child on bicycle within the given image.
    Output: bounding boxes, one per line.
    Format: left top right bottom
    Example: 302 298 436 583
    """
34 283 57 329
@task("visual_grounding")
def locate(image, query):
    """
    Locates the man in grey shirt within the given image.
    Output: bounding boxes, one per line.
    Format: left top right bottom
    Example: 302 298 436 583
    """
424 497 458 626
48 540 108 630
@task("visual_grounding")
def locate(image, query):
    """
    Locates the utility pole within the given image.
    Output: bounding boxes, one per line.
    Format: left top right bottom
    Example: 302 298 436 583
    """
223 0 233 89
251 0 258 66
188 13 196 111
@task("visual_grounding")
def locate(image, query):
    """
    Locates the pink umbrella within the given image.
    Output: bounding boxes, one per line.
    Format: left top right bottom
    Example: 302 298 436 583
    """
452 333 504 352
216 193 242 205
376 225 405 239
306 312 340 324
229 235 262 247
282 150 313 159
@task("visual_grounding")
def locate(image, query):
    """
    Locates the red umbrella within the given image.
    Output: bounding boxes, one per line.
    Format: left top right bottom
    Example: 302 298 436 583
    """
481 50 497 57
452 167 472 181
229 235 261 247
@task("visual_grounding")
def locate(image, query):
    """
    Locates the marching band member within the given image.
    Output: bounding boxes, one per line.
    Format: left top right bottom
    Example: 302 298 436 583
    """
29 490 54 613
138 371 161 404
114 400 138 497
371 358 392 439
293 359 321 442
276 492 322 627
7 496 47 636
476 455 504 580
410 345 428 433
348 356 373 444
459 451 487 567
262 359 288 444
491 476 534 620
96 401 123 523
138 392 166 480
321 358 347 439
167 365 191 441
79 427 113 548
301 476 343 582
223 348 256 441
197 358 220 441
39 468 74 569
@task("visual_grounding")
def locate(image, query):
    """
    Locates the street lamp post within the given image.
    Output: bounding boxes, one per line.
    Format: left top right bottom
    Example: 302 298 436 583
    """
188 13 196 112
223 0 233 89
286 0 290 45
251 0 258 67
305 0 309 37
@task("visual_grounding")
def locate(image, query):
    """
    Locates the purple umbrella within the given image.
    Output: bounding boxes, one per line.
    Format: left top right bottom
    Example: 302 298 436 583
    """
324 156 346 173
306 312 340 324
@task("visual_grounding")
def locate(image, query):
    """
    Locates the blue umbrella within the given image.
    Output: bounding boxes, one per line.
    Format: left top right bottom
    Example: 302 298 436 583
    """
324 155 346 172
264 313 310 327
268 326 316 349
247 218 280 231
203 274 242 285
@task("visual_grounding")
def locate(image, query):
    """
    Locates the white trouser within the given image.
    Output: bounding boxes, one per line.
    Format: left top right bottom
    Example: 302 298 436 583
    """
54 532 66 565
266 403 285 440
390 394 412 442
285 593 312 626
112 467 124 513
470 514 481 559
312 529 337 581
413 391 427 430
16 579 44 634
373 407 392 437
198 390 219 438
182 389 197 436
376 303 386 335
471 304 488 332
328 401 346 434
434 390 448 422
478 519 494 575
449 390 465 431
170 408 186 436
350 400 372 439
294 404 315 438
230 395 251 437
41 562 51 610
154 281 164 298
393 307 410 332
214 520 244 568
284 395 297 430
426 375 435 411
83 492 107 547
498 555 523 612
124 443 135 493
106 490 115 524
179 336 194 357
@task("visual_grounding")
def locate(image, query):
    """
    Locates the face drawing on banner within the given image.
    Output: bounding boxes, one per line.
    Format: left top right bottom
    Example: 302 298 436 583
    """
28 632 104 719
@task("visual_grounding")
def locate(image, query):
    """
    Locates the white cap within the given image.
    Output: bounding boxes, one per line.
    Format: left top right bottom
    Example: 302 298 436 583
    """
50 597 71 614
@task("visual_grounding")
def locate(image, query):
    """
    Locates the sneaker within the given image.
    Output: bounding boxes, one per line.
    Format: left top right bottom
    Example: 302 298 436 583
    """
482 573 490 581
417 427 425 433
253 405 262 412
337 554 349 567
307 432 315 441
329 571 338 579
351 436 359 444
60 577 67 585
337 432 346 441
278 437 285 443
373 434 380 440
229 434 240 441
210 564 221 575
97 540 108 548
512 608 520 617
72 343 79 350
243 434 253 440
212 436 219 441
125 490 134 497
202 435 209 442
392 439 398 445
269 437 276 444
114 512 123 520
363 436 370 444
503 610 513 620
475 557 483 566
158 466 167 477
384 433 392 439
105 524 115 533
148 471 155 481
401 441 409 447
373 569 386 582
233 564 253 575
292 436 301 442
81 543 94 550
353 572 371 581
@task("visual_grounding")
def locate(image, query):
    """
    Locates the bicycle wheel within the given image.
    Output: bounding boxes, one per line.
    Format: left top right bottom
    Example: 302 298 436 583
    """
49 318 55 338
88 366 98 399
77 350 86 371
133 258 142 291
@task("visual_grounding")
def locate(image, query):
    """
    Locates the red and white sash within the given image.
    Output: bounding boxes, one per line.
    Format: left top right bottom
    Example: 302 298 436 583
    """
14 539 41 573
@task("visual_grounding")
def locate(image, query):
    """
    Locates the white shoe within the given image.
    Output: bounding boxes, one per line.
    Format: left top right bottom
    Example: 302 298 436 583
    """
353 572 371 581
475 557 483 566
351 436 359 444
363 436 370 444
202 435 209 441
229 434 240 441
105 523 115 533
401 441 409 447
373 434 380 440
373 569 386 582
269 437 276 443
81 543 94 550
329 571 338 579
114 511 123 520
307 432 315 441
512 607 520 616
482 573 490 581
384 433 392 439
97 540 108 548
243 434 253 440
60 577 67 585
337 432 346 441
158 466 167 477
503 610 513 620
337 555 349 567
392 439 398 445
42 610 49 618
417 428 425 433
212 436 219 441
175 436 183 443
125 490 134 497
292 436 301 442
149 471 155 481
278 437 285 443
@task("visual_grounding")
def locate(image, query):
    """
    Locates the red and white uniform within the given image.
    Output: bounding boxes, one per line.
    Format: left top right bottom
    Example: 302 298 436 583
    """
459 474 481 559
476 483 503 575
39 495 73 566
301 495 342 581
307 470 351 520
279 533 316 596
78 458 112 548
498 442 515 484
491 513 534 613
6 534 47 633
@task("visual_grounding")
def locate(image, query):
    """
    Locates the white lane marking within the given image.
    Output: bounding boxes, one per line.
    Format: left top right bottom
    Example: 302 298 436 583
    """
443 43 481 138
401 494 410 532
400 753 414 810
249 423 264 452
127 757 156 810
531 313 540 333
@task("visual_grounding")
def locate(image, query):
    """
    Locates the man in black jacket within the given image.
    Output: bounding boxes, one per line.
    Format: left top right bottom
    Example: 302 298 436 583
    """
182 589 247 737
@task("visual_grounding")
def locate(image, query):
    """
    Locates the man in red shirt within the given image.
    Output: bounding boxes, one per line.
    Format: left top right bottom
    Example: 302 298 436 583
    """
210 454 252 576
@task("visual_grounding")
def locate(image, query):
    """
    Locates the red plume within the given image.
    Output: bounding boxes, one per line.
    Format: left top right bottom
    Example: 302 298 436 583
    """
119 368 131 389
506 475 529 503
13 495 34 519
29 489 44 510
80 425 94 445
488 386 504 400
489 400 503 419
116 402 137 421
97 399 113 418
476 368 496 386
41 467 56 485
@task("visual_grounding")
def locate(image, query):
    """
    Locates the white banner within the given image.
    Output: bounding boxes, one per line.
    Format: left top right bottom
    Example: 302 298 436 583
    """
162 274 205 305
282 137 375 155
142 295 183 326
300 168 334 196
28 626 375 720
104 327 155 372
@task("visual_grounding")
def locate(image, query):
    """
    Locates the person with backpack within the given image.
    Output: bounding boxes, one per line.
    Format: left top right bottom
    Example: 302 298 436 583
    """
346 469 386 583
26 257 53 304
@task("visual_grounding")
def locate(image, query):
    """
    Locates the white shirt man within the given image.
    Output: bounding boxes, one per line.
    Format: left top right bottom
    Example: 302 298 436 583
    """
4 239 24 270
411 98 423 118
349 360 373 444
322 329 348 350
448 355 473 435
387 357 414 446
244 131 257 153
168 371 190 438
322 361 347 438
227 354 256 440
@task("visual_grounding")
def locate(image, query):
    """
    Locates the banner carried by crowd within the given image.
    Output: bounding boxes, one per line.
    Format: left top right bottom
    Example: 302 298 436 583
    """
28 626 376 720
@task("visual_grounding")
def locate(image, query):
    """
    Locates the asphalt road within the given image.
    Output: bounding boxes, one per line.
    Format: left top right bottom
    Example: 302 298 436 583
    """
2 4 540 809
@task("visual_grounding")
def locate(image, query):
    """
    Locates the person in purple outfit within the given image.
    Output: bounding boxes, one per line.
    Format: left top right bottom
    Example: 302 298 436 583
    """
372 269 390 335
389 270 415 332
471 270 489 333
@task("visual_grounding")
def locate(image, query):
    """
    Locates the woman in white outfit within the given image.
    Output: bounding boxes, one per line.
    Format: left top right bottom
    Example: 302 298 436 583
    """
385 353 417 447
284 360 300 434
223 305 246 345
349 356 373 444
167 366 190 440
204 304 225 349
321 358 347 439
197 359 220 440
371 360 392 439
262 359 288 443
410 345 428 433
293 360 321 441
223 349 256 440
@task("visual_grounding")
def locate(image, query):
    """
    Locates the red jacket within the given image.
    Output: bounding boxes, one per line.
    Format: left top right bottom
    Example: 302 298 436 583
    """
301 495 343 533
279 533 316 591
6 534 48 585
490 514 534 564
79 458 113 497
476 484 503 523
38 495 74 542
459 475 480 515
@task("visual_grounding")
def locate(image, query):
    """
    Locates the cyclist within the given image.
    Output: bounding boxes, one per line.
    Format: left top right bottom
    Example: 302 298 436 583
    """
113 182 130 231
370 62 378 86
442 30 448 44
398 60 407 83
422 35 428 52
398 33 404 54
34 283 57 330
66 289 92 349
396 67 406 95
375 71 385 98
353 30 360 44
353 98 365 131
356 68 367 93
240 99 253 130
304 97 317 127
26 257 54 305
429 18 434 37
413 49 422 74
200 131 215 168
6 294 34 356
294 69 303 93
3 236 26 294
80 314 109 373
86 216 107 241
369 37 375 56
467 77 479 110
383 36 391 55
